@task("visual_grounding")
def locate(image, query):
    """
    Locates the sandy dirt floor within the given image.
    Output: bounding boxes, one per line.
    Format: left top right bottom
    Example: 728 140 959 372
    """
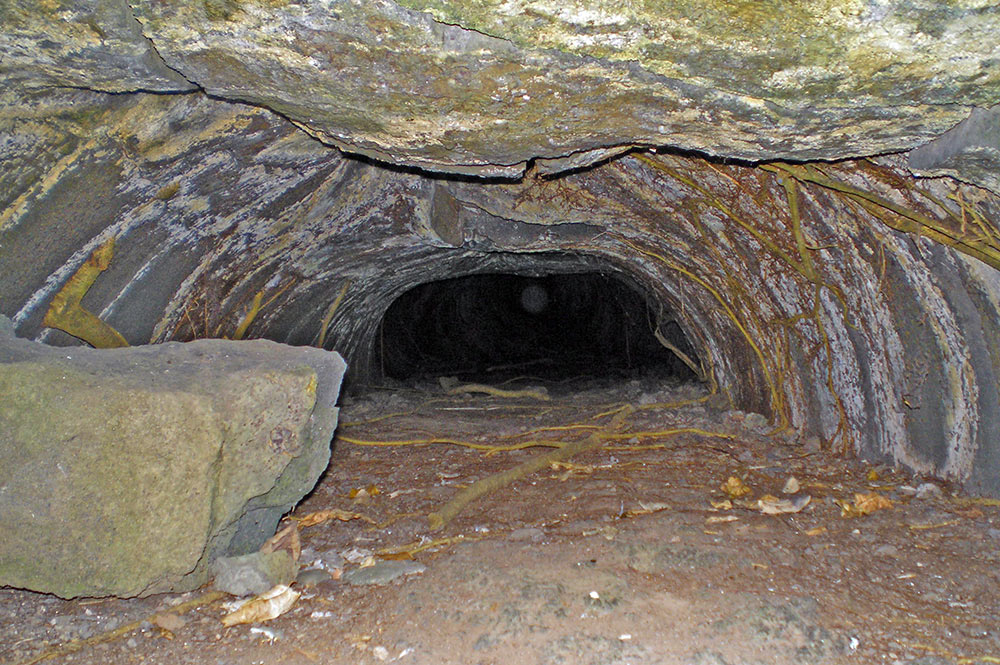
4 377 1000 665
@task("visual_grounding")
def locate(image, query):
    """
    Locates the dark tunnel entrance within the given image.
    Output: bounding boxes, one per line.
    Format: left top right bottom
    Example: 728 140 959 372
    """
374 272 702 387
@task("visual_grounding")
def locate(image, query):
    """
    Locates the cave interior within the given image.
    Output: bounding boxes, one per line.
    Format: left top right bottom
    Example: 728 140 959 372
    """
4 0 1000 662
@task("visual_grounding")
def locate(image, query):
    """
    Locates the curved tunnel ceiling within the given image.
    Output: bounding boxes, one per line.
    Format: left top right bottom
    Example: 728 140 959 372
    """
3 1 1000 496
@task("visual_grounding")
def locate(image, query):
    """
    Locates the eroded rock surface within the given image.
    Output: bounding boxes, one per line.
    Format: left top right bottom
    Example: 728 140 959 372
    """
0 317 345 598
3 1 999 176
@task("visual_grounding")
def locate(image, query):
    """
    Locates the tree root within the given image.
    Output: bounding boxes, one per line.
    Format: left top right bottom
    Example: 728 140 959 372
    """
427 406 634 530
42 237 128 348
445 383 550 401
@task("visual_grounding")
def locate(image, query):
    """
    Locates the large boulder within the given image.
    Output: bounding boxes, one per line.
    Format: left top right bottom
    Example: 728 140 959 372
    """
0 317 345 598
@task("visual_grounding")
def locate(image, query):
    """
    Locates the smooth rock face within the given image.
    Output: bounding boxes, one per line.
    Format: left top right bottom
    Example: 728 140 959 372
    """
0 318 345 598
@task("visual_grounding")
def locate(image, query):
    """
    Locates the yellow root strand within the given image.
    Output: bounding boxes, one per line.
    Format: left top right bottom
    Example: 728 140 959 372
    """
427 407 637 530
427 431 606 530
317 280 351 347
637 395 712 411
602 427 737 441
619 237 788 430
376 535 479 558
42 238 128 348
231 279 295 340
339 409 420 428
506 423 601 437
591 404 632 420
764 162 1000 272
446 383 550 401
231 291 264 340
338 434 564 453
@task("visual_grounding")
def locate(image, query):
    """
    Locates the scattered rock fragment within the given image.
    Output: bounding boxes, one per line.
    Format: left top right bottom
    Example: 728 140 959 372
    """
342 560 427 586
212 551 298 597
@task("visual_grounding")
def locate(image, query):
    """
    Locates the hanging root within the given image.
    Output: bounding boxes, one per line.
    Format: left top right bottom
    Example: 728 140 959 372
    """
317 279 351 347
653 325 704 379
42 237 128 348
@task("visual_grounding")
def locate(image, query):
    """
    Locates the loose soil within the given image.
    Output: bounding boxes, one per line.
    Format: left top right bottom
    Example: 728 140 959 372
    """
4 377 1000 665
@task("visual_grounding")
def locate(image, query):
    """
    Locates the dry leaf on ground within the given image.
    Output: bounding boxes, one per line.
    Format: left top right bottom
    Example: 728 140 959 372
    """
260 523 300 561
706 515 739 524
151 612 186 634
349 484 381 499
782 476 800 494
757 494 811 515
221 585 300 627
854 492 893 514
837 492 893 517
295 509 375 527
722 476 752 499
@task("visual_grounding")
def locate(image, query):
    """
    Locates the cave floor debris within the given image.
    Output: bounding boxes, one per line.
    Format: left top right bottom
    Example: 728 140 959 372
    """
4 377 1000 665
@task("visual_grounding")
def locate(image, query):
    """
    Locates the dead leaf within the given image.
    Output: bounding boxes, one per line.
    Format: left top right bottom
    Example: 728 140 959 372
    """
854 492 893 514
221 585 300 627
721 476 752 499
151 612 186 633
709 498 733 510
349 484 381 499
866 469 880 482
837 492 893 517
260 523 300 562
706 515 739 524
805 526 827 536
757 494 811 515
295 509 375 527
782 476 800 494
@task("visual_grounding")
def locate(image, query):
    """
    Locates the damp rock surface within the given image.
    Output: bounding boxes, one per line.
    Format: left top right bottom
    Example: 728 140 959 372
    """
0 319 345 598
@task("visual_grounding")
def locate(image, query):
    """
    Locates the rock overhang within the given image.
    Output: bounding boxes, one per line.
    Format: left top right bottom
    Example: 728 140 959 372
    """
3 0 998 180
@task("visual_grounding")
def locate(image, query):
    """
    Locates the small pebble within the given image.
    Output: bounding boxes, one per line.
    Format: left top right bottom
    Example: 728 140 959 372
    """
914 483 943 500
342 560 426 586
296 568 333 588
508 527 544 542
